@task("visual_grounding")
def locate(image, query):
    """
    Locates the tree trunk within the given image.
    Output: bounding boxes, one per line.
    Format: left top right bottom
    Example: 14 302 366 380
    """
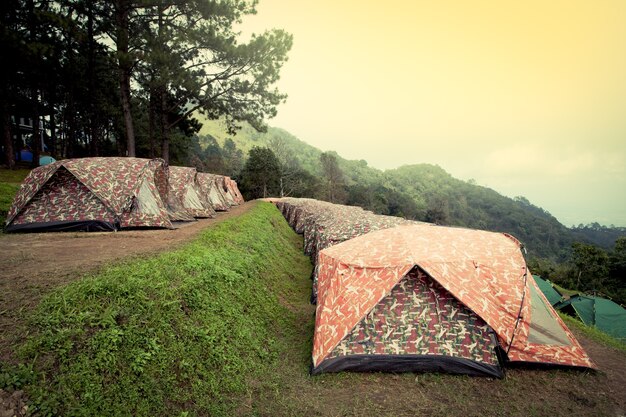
48 94 56 157
116 0 135 156
87 1 99 156
28 0 39 167
1 104 14 169
160 87 169 164
148 86 156 158
66 88 76 158
31 88 40 168
119 70 135 156
156 4 167 163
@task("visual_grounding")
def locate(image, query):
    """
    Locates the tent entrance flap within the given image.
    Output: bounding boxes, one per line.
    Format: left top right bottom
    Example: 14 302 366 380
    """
9 166 117 231
316 267 503 377
527 282 572 346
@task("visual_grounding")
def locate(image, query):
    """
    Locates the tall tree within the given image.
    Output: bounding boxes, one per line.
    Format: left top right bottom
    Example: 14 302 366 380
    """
111 0 137 156
269 134 303 197
0 0 20 168
239 146 281 199
319 152 345 203
571 242 610 292
131 0 292 163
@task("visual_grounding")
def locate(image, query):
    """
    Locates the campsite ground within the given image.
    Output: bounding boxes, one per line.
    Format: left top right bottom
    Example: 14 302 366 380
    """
0 200 625 416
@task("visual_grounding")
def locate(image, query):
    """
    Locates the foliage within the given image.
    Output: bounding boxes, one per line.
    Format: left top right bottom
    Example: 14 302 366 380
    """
529 239 626 305
571 223 626 249
384 164 582 259
186 135 244 177
239 146 282 199
0 0 292 165
267 135 318 198
0 168 28 229
7 202 311 416
571 242 610 292
319 152 346 203
196 117 625 261
346 183 420 220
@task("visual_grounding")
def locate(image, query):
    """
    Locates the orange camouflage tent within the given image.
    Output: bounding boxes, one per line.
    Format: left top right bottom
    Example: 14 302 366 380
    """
312 223 595 376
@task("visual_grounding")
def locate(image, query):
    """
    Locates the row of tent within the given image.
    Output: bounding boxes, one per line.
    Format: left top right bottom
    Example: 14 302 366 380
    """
533 276 626 343
5 157 244 232
274 198 595 377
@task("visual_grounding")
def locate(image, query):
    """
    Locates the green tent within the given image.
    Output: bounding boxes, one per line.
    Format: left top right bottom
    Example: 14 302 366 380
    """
532 275 562 306
555 295 626 342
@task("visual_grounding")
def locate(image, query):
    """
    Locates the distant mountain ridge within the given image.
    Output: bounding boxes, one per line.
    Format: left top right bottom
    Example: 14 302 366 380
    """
195 117 623 260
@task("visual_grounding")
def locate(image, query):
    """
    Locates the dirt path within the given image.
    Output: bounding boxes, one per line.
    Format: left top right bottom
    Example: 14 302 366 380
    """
0 201 257 363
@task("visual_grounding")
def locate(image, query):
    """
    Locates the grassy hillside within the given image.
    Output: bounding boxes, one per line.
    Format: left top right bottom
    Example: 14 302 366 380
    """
198 118 322 174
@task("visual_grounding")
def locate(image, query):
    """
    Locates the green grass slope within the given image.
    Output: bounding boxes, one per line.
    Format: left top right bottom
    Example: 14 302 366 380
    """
198 117 322 174
0 169 30 229
1 202 312 416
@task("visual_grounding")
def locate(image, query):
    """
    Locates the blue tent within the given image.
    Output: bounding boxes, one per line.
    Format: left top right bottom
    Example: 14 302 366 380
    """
39 155 56 165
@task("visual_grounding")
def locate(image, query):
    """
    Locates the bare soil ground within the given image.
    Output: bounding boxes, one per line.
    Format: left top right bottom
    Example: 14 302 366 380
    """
0 201 256 364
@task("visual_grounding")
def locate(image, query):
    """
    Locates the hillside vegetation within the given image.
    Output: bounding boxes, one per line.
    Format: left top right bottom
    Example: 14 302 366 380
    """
194 117 622 261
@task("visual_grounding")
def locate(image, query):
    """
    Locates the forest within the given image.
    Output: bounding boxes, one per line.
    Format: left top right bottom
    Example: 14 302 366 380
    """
0 0 292 167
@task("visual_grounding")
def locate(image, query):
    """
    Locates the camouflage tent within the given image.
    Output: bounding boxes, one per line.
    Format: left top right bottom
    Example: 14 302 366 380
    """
166 168 196 222
274 198 416 302
197 173 230 211
6 157 173 232
313 224 595 376
224 177 244 204
168 166 215 219
214 175 238 206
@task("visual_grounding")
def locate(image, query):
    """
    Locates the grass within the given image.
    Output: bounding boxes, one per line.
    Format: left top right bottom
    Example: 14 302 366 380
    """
553 283 579 297
0 168 31 184
2 202 312 416
0 168 29 229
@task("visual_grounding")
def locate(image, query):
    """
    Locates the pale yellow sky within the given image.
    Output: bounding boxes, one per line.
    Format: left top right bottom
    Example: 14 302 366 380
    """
240 0 626 226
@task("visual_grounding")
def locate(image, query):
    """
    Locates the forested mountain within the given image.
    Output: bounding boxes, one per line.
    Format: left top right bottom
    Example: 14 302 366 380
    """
194 117 623 262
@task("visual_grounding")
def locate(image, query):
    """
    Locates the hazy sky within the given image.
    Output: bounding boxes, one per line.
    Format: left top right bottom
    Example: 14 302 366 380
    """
240 0 626 227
